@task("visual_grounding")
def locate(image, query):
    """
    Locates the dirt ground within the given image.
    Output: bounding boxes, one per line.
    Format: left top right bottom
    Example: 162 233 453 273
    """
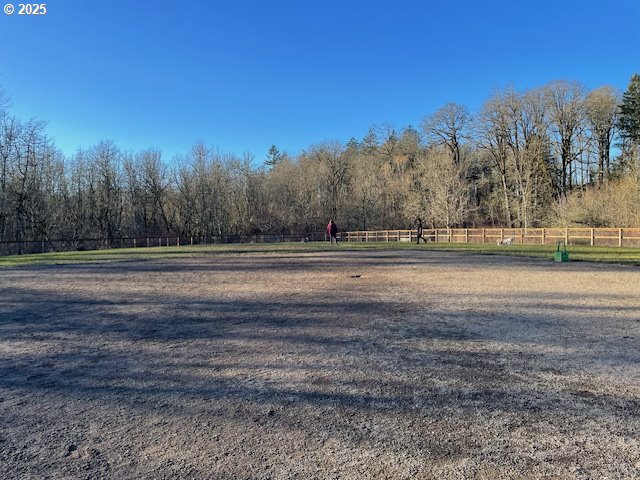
1 249 639 479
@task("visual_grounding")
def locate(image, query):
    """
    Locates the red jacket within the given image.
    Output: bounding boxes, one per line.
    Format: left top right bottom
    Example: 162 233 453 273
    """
327 221 337 236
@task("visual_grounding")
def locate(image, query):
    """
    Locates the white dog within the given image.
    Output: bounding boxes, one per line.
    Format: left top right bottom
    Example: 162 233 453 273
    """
497 237 514 246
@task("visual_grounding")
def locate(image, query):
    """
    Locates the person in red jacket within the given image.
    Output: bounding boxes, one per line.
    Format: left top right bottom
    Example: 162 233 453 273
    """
327 219 338 244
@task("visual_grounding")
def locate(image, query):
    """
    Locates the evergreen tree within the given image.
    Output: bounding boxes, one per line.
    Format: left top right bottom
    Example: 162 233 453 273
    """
360 127 378 155
619 74 640 143
265 145 283 169
345 137 359 154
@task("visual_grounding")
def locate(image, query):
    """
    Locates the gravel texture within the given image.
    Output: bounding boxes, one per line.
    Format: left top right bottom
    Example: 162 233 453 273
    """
1 249 639 479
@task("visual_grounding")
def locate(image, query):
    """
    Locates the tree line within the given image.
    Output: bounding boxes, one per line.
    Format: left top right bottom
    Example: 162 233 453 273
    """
1 75 639 245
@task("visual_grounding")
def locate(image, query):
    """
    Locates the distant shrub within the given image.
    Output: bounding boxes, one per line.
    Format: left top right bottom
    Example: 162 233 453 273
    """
552 175 640 227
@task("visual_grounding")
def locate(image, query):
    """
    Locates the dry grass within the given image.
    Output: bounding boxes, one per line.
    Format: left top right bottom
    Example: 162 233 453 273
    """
1 250 639 479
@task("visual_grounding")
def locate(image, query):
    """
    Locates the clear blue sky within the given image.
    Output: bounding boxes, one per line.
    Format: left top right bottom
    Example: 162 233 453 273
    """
1 0 638 164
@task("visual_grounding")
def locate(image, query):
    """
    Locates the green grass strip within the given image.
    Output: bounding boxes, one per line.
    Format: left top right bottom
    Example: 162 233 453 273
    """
1 241 639 268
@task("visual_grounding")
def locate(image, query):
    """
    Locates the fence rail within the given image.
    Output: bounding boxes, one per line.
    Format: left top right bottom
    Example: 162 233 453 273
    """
341 227 640 248
0 232 325 256
3 227 640 256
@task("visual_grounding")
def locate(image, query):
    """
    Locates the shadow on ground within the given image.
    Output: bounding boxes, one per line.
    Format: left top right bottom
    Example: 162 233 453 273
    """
1 251 639 479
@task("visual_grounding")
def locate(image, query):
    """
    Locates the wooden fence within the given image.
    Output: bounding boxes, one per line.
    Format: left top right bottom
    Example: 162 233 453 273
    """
341 228 640 248
3 227 640 256
0 232 326 256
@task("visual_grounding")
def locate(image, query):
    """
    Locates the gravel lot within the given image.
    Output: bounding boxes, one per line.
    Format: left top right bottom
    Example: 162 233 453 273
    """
1 249 639 479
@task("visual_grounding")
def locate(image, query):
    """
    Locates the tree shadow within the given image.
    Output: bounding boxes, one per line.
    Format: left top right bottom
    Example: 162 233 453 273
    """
1 255 640 478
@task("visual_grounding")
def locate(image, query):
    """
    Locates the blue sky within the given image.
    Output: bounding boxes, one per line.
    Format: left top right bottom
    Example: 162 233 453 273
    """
1 0 638 164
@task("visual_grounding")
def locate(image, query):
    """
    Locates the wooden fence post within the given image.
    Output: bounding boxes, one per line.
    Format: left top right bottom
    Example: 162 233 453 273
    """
500 228 504 242
619 228 623 247
465 228 468 244
541 228 545 245
482 228 485 244
565 228 569 245
590 229 594 247
435 229 439 243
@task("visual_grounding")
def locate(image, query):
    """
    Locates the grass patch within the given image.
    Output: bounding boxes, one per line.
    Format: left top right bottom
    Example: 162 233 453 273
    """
406 242 640 265
1 241 640 268
0 243 324 267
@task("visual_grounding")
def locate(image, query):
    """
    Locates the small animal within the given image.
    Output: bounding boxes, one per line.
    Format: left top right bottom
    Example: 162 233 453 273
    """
497 237 514 246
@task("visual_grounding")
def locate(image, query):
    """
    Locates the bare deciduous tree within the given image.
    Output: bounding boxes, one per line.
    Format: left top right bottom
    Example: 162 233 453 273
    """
585 86 619 184
477 90 514 226
92 141 124 242
309 141 350 221
422 103 471 165
545 81 586 194
418 147 471 228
